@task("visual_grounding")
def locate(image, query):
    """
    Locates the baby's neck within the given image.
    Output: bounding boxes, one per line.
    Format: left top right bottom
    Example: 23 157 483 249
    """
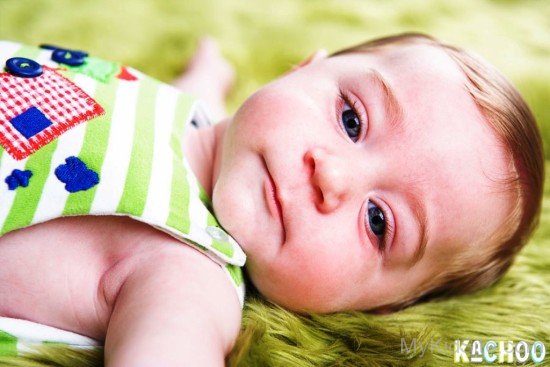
183 119 228 198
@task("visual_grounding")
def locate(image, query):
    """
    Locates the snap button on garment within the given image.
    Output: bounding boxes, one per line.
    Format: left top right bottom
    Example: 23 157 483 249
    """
206 226 229 242
5 57 43 78
39 44 89 58
51 49 86 66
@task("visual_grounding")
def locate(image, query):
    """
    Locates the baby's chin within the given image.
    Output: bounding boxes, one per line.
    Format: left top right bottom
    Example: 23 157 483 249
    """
260 289 356 314
244 266 353 314
212 183 281 262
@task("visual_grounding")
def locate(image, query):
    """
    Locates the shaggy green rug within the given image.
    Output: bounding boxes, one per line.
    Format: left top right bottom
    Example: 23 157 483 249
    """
0 0 548 366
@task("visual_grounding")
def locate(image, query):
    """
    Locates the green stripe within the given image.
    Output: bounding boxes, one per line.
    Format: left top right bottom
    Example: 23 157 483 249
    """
226 264 244 287
0 331 17 357
198 184 211 209
116 78 157 215
1 140 57 234
207 213 235 258
62 81 117 215
166 94 195 232
10 45 41 60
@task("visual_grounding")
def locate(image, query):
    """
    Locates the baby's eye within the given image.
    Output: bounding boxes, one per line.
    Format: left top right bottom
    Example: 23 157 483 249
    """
367 201 387 250
337 90 368 143
341 101 362 142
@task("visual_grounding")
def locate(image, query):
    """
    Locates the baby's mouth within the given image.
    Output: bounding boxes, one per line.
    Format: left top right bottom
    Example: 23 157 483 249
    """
262 156 286 243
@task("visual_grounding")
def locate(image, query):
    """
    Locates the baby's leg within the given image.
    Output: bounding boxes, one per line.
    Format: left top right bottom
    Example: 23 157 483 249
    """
173 37 235 121
103 244 241 366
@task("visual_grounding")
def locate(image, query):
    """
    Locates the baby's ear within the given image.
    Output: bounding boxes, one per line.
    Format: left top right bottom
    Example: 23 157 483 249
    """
290 49 328 72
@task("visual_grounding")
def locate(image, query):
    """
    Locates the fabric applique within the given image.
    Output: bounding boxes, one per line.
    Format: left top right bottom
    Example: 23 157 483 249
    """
9 106 52 139
67 57 120 83
54 156 99 193
0 66 104 160
42 44 138 83
66 60 139 83
5 169 32 190
116 66 138 81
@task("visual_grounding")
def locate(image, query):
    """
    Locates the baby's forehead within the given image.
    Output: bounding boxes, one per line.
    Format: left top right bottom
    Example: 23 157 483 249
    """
381 43 468 84
333 42 468 89
332 44 480 130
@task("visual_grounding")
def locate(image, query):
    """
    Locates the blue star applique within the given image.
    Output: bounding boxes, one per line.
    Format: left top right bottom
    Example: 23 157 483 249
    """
55 156 99 193
5 169 33 190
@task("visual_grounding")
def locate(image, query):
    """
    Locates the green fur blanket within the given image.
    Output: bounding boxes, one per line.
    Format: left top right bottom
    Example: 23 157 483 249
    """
0 0 548 366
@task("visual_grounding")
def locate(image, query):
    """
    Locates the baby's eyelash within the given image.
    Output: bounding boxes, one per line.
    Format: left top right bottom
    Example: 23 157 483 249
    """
379 213 394 253
338 89 368 135
338 89 354 111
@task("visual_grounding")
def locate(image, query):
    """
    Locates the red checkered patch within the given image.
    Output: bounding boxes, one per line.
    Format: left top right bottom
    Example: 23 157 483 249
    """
0 66 104 160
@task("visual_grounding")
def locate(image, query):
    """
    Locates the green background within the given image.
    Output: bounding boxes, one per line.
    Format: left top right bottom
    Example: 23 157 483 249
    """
0 1 549 366
1 0 548 154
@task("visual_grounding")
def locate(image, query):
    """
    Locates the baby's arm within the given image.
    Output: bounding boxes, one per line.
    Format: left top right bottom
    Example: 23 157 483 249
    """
102 243 242 367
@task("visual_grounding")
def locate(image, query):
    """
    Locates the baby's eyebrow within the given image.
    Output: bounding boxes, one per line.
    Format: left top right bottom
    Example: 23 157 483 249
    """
367 69 404 134
403 185 429 266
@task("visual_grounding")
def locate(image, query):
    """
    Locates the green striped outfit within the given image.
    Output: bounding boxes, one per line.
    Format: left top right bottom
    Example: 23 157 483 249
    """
0 41 246 314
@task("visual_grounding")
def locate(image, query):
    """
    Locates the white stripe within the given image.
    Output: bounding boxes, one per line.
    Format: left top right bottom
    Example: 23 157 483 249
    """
34 49 56 67
90 81 139 213
141 85 177 222
32 75 96 223
0 153 29 230
0 41 22 63
0 317 99 346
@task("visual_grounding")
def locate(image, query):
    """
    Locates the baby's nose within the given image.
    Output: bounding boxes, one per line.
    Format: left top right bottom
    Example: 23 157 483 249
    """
304 147 348 213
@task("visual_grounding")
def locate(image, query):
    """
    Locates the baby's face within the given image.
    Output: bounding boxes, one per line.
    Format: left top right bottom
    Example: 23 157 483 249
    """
212 43 514 312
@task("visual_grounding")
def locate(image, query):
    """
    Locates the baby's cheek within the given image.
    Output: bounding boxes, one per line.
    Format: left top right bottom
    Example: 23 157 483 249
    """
272 243 363 311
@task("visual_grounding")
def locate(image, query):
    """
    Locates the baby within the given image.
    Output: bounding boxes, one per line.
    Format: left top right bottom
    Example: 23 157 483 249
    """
0 32 544 366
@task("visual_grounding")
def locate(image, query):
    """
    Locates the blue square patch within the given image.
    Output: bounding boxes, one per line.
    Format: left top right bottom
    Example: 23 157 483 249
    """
10 106 52 139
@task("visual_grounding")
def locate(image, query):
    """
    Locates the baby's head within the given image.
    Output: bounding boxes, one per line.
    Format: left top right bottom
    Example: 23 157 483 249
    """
211 33 544 313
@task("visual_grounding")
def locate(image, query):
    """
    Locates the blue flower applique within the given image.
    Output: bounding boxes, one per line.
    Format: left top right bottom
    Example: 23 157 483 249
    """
5 169 32 190
55 156 99 193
